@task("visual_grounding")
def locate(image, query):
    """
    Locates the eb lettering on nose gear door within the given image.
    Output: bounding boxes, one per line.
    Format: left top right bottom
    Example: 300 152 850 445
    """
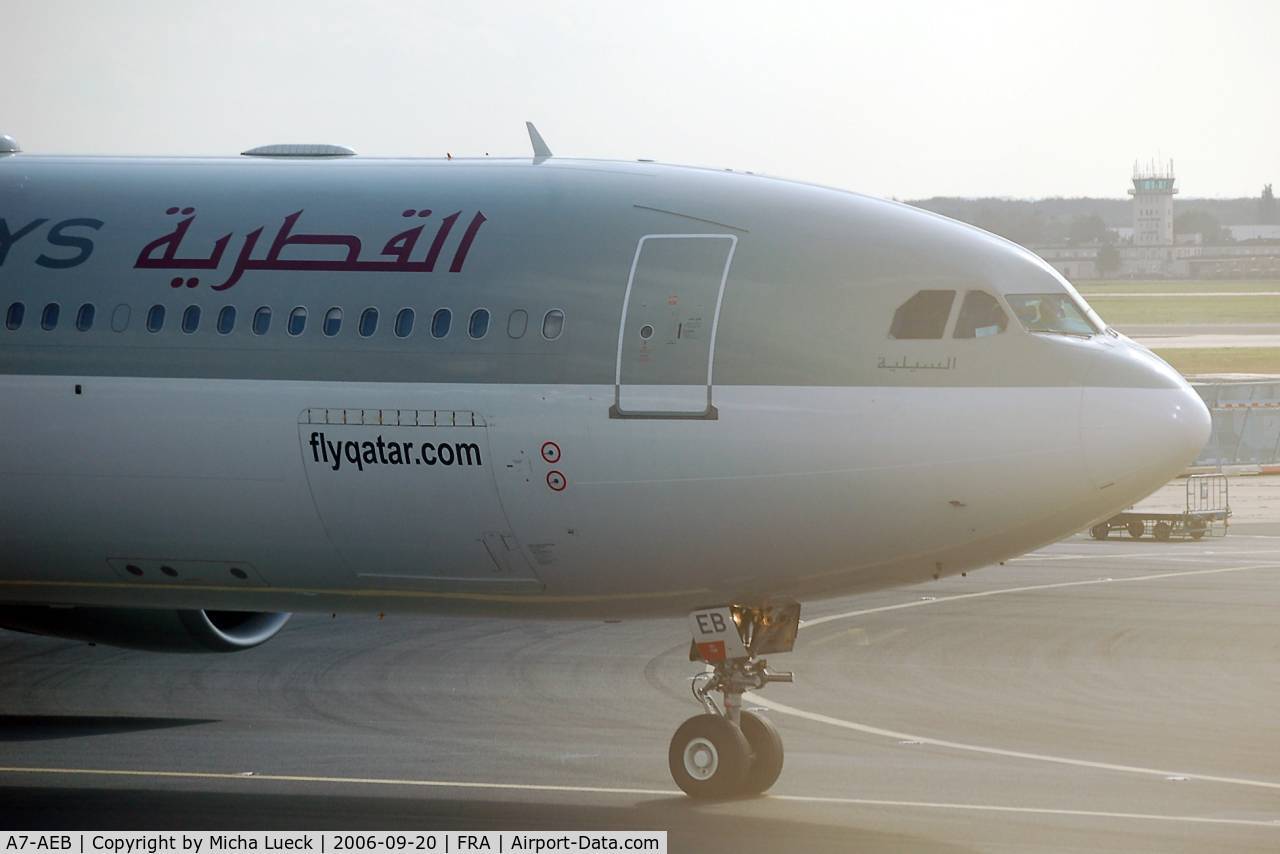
689 608 748 663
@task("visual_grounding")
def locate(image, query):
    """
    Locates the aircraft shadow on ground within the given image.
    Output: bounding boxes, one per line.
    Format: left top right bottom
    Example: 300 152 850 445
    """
0 714 217 742
0 786 981 854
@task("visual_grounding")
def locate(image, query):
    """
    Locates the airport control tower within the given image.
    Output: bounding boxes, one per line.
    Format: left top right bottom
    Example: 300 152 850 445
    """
1129 159 1177 245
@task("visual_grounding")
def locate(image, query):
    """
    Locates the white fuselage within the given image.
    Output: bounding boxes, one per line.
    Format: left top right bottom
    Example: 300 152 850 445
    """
0 373 1203 617
0 154 1210 618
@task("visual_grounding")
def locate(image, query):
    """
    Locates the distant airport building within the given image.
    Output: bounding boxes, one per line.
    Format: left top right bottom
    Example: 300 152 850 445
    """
1229 225 1280 241
1129 160 1177 246
1034 160 1280 280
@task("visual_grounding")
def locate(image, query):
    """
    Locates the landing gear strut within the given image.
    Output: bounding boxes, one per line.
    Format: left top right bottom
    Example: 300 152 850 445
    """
668 601 799 798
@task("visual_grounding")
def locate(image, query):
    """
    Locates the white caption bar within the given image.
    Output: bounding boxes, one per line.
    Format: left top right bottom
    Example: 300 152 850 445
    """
0 834 666 854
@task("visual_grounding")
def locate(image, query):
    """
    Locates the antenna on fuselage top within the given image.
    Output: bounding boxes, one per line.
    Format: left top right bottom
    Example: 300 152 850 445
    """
526 122 552 160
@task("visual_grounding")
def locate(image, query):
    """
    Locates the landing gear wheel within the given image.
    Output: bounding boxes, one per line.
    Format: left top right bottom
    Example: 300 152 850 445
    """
1153 521 1173 541
1127 520 1146 539
739 710 784 795
669 714 750 799
1090 523 1110 540
675 602 799 799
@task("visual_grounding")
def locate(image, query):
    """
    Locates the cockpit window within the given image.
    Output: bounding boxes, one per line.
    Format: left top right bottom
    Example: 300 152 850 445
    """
889 290 955 339
1006 293 1099 336
953 291 1008 339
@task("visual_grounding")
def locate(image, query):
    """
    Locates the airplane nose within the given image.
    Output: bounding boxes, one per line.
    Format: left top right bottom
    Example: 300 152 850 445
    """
1080 341 1212 492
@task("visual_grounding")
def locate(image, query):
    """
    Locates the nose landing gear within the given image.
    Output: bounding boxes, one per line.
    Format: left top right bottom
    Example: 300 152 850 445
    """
668 601 799 798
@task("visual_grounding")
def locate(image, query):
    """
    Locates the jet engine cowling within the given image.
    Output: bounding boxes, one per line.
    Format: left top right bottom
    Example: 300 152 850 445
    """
0 605 290 652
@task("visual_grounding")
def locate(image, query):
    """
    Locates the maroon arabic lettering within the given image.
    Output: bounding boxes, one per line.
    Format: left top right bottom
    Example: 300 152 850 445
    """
133 206 487 290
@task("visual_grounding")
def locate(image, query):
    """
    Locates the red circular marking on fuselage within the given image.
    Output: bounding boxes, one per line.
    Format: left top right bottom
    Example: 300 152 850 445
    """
546 470 567 492
541 441 561 464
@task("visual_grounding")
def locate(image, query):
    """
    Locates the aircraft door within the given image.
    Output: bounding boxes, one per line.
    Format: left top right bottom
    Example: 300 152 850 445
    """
613 234 736 418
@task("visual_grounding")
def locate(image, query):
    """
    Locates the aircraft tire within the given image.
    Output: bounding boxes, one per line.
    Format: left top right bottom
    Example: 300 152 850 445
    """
669 714 750 799
738 710 784 795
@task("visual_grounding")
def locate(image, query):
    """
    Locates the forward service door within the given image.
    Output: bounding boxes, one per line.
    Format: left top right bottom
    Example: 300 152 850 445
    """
612 234 736 418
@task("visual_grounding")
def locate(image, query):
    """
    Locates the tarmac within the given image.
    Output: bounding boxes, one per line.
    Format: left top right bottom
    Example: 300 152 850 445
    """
2 514 1280 853
1125 324 1280 337
1136 334 1280 349
1125 323 1280 350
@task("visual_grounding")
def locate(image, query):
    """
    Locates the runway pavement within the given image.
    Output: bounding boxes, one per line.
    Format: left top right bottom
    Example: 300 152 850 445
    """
1125 324 1280 336
1136 334 1280 349
3 524 1280 853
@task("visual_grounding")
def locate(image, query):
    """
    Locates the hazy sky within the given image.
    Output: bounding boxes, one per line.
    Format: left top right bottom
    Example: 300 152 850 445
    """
3 0 1277 199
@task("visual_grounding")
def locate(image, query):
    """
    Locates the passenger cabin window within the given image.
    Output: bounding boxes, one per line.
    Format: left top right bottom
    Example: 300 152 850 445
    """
359 307 378 337
395 308 415 338
288 306 307 336
431 308 451 338
182 305 201 333
252 306 271 335
217 306 236 334
507 309 528 339
469 308 490 339
6 302 24 330
146 304 165 333
323 307 342 337
889 290 954 339
1006 294 1099 336
76 303 95 332
542 309 565 340
41 303 60 331
953 291 1008 339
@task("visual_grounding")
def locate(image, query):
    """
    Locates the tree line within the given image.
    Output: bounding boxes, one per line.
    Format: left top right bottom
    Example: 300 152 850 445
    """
907 186 1277 247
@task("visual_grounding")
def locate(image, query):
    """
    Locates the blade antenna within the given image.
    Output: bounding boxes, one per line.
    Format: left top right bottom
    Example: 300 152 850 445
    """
526 122 552 159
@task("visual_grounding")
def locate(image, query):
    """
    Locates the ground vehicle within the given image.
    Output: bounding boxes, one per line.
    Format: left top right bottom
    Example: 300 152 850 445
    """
1090 474 1230 541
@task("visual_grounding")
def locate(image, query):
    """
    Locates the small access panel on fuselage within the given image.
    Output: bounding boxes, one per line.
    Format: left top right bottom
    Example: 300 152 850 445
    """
298 408 541 592
612 234 736 419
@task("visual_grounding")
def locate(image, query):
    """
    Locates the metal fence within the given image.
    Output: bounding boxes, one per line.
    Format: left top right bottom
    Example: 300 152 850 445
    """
1193 381 1280 467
